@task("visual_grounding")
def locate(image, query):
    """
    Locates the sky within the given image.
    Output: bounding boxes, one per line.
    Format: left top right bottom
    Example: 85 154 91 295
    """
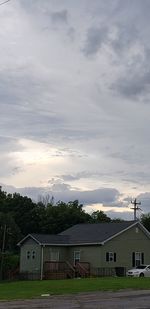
1 0 150 220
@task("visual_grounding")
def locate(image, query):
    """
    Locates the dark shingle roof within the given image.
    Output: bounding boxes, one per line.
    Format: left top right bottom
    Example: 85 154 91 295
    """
60 221 136 244
29 233 69 245
18 221 140 246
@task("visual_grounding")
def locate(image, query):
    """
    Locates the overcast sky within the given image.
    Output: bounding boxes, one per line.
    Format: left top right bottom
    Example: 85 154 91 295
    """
1 0 150 220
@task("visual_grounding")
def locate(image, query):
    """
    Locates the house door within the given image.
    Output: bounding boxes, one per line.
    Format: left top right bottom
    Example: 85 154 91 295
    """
74 251 80 265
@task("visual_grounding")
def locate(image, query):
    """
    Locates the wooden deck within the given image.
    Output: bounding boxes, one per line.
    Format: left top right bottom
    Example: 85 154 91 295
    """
44 261 90 279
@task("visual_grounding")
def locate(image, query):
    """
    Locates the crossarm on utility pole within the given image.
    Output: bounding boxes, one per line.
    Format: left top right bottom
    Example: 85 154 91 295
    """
130 198 141 221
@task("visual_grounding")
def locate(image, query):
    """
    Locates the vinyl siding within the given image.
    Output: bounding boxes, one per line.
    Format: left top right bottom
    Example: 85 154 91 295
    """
99 225 150 269
43 246 68 262
67 245 102 266
20 239 41 273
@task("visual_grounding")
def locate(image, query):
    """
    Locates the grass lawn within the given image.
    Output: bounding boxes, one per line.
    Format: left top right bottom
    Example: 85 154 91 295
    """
1 277 150 300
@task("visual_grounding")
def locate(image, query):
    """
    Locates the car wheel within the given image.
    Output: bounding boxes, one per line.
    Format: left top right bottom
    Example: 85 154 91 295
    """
139 273 144 277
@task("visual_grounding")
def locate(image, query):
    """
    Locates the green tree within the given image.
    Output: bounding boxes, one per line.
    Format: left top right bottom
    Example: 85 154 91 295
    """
43 200 91 234
0 186 7 212
91 210 111 222
0 212 22 252
140 213 150 232
6 193 38 235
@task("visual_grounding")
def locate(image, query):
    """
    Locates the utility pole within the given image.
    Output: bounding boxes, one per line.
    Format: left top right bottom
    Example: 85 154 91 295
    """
130 198 141 221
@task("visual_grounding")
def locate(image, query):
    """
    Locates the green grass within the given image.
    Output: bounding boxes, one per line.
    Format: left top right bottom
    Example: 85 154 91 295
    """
1 277 150 300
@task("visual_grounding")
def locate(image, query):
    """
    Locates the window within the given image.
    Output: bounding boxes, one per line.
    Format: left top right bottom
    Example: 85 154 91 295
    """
26 250 36 260
50 251 59 261
132 252 144 267
106 252 116 262
32 251 36 259
74 251 80 265
26 251 30 259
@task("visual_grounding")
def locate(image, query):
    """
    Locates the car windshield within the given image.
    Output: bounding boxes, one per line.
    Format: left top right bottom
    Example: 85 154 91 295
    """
135 265 146 269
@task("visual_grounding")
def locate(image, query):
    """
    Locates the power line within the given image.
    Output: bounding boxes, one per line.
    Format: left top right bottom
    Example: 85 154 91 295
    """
0 0 12 6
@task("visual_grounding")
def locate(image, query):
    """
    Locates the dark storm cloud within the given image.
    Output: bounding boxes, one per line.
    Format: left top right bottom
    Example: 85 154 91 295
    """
80 0 150 102
82 22 138 58
27 187 120 206
110 146 150 165
51 10 68 25
1 102 63 142
0 68 66 142
1 183 120 207
111 24 138 55
137 192 150 214
82 26 108 56
114 67 150 99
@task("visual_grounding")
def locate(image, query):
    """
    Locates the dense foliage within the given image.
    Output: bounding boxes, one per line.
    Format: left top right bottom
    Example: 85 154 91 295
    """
0 186 115 253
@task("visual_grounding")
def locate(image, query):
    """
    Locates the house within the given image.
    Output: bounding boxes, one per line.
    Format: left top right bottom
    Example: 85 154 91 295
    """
18 220 150 279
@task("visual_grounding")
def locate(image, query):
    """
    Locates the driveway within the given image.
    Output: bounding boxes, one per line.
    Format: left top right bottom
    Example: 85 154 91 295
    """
0 290 150 308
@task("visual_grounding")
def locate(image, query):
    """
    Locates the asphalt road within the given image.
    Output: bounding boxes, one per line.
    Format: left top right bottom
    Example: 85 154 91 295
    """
0 290 150 308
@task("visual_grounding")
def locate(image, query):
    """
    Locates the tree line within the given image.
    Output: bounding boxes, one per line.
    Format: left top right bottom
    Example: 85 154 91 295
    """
0 186 149 253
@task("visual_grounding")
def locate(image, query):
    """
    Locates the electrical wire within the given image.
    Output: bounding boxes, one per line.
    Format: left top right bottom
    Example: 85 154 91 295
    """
0 0 11 6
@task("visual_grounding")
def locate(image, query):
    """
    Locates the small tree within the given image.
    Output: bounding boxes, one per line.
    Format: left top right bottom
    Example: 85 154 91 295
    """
91 210 111 222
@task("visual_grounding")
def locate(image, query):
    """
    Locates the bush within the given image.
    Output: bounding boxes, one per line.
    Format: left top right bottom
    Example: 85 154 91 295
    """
0 253 19 280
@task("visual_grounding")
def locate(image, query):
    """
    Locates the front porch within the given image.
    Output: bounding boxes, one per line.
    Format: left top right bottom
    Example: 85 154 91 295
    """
43 261 90 279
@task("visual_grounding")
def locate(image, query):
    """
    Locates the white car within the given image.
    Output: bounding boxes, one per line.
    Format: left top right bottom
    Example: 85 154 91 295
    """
127 265 150 277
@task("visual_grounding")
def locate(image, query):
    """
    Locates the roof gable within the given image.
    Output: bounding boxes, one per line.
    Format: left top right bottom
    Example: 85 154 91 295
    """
101 221 150 244
60 221 149 244
17 233 69 246
18 221 150 246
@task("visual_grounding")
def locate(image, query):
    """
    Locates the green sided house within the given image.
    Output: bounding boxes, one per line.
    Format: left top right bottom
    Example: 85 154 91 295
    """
18 221 150 280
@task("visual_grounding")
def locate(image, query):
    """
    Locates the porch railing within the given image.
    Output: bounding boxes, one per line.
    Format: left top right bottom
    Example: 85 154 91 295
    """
44 261 75 279
75 262 90 277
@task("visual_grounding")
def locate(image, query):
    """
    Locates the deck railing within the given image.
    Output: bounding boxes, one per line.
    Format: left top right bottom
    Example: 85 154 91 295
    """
75 262 90 277
44 261 76 279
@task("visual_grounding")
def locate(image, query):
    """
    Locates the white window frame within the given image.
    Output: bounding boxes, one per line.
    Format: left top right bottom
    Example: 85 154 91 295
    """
135 252 142 266
50 251 59 261
106 252 116 262
74 251 80 265
109 252 114 262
